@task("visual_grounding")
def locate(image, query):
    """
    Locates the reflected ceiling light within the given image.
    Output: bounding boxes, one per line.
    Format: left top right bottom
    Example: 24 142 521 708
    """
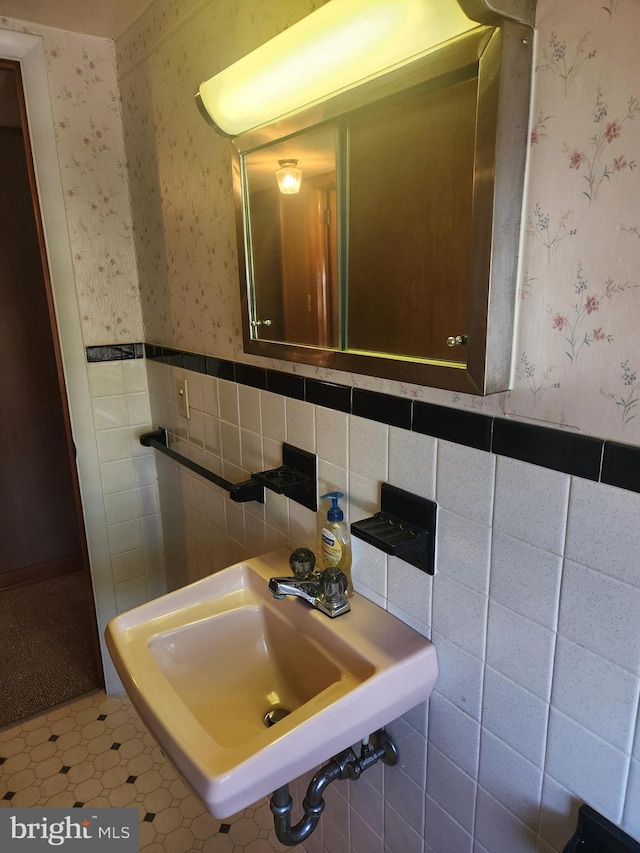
276 159 302 195
196 0 484 137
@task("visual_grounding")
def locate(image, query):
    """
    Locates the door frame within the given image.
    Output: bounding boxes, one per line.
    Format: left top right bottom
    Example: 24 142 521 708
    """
0 28 121 694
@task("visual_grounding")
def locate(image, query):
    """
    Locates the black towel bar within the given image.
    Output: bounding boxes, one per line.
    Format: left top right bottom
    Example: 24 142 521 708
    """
140 428 264 504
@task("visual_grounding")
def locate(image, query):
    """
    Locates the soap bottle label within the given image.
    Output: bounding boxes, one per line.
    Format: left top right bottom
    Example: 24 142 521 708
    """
321 528 342 567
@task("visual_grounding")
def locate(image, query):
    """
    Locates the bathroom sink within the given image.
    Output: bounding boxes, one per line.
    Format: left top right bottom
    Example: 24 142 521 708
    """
105 549 438 818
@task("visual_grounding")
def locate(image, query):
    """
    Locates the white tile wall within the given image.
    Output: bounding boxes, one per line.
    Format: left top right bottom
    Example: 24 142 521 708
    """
537 775 582 852
436 509 492 595
482 666 549 768
565 477 640 587
87 359 165 613
426 745 477 834
478 728 543 828
350 774 383 840
436 440 495 527
146 362 640 853
489 532 563 631
474 788 537 853
493 457 570 555
389 426 437 500
545 709 629 822
424 795 473 853
428 692 480 780
432 574 488 659
486 601 555 702
317 407 349 470
551 637 639 753
387 556 432 637
624 760 640 839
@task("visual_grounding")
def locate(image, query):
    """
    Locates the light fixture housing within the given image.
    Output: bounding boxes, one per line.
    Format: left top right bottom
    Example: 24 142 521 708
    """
275 159 302 195
195 0 535 138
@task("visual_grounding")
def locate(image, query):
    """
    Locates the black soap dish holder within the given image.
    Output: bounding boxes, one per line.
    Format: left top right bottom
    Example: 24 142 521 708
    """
351 483 437 575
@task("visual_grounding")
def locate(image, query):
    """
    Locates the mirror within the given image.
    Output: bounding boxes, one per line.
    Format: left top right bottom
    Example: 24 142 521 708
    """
347 71 476 364
244 124 339 349
233 22 533 394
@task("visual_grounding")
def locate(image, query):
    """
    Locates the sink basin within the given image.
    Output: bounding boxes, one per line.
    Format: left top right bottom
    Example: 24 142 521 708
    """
106 549 438 818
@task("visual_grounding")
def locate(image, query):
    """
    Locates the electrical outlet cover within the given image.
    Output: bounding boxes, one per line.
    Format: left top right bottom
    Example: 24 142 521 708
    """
177 378 190 418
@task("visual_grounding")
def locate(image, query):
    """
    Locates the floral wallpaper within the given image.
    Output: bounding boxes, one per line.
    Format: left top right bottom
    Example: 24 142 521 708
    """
116 0 640 445
0 15 142 345
505 0 640 443
116 0 325 362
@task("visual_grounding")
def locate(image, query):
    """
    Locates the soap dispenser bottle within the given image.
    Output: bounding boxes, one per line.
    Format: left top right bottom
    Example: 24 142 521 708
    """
319 492 353 597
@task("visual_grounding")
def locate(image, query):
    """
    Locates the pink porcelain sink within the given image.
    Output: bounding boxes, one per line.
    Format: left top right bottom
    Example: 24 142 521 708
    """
105 549 438 818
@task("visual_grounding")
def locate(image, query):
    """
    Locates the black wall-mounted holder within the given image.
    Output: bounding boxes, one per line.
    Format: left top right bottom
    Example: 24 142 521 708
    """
140 427 264 503
562 803 640 852
253 443 317 511
351 483 437 575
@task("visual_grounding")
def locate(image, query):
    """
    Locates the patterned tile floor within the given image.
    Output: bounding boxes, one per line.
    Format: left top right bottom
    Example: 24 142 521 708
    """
0 691 298 852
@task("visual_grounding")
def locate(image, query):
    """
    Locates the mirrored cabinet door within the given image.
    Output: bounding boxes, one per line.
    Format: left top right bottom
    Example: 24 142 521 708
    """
346 74 477 363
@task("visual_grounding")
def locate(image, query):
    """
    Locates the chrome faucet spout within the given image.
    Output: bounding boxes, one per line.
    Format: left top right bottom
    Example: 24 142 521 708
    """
268 561 350 618
268 577 319 607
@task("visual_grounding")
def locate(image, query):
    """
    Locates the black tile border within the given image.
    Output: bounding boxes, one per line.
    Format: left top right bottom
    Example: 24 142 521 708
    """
182 352 206 374
267 370 305 400
305 379 352 413
602 441 640 494
206 356 235 381
92 343 640 496
492 418 603 481
414 400 493 452
236 363 267 390
85 343 144 362
352 389 412 430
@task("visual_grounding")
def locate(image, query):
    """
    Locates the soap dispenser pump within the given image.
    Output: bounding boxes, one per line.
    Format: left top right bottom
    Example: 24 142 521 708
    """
319 491 353 597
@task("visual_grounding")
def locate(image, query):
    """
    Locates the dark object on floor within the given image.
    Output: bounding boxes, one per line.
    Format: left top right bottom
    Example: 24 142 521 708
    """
563 804 640 853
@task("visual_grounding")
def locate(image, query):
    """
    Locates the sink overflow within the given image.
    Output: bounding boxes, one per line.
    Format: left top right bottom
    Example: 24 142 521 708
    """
264 708 291 728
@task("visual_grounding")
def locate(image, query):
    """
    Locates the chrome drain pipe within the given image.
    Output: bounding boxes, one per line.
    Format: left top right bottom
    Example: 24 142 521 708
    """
270 730 398 847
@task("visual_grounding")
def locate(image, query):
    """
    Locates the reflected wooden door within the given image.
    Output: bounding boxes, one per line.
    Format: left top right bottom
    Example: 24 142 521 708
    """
348 77 477 361
280 172 338 348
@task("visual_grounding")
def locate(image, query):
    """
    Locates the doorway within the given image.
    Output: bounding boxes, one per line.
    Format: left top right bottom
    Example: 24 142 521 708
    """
0 61 103 725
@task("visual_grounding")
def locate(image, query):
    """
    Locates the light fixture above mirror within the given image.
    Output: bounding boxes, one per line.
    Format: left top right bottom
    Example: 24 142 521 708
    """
195 0 489 137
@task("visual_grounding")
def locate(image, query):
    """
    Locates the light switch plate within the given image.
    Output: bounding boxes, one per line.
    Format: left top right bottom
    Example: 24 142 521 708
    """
176 378 190 419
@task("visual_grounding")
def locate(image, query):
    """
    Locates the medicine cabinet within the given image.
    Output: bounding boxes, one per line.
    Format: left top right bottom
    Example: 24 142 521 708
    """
231 13 534 394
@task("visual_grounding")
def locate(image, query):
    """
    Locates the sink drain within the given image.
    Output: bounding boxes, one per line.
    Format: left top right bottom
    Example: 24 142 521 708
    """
264 707 291 728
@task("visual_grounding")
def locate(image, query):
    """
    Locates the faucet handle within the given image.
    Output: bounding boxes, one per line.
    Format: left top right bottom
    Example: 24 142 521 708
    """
289 547 316 579
319 568 348 606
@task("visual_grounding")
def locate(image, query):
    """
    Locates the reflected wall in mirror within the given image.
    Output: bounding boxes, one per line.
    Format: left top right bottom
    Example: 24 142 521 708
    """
233 22 534 395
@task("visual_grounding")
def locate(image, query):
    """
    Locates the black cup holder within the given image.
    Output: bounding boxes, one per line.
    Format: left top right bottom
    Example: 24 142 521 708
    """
253 444 317 511
253 465 309 493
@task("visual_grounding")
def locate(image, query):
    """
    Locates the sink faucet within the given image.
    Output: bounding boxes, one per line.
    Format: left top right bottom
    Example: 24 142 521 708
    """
269 548 350 618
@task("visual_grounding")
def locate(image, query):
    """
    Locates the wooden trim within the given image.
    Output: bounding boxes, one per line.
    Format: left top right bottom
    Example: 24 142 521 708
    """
0 554 83 591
